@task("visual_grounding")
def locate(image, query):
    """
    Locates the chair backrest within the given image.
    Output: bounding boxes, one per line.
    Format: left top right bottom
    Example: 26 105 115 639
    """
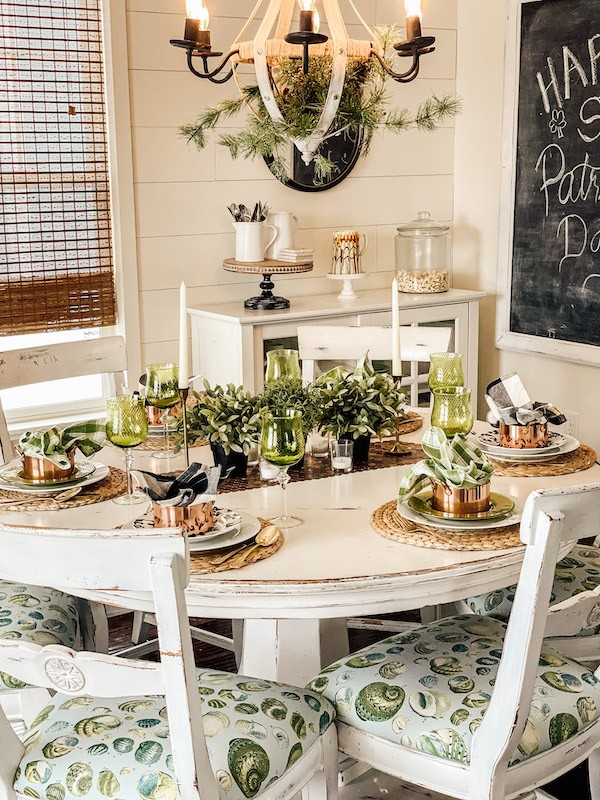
470 483 600 795
297 325 453 386
0 523 218 800
0 335 127 462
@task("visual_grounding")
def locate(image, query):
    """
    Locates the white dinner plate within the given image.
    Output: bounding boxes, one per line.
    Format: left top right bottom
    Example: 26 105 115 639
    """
0 461 110 495
484 435 580 464
131 510 261 552
398 496 522 531
476 430 565 457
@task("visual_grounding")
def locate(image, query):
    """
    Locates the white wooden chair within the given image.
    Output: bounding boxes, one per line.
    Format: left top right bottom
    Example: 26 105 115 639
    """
308 484 600 800
0 522 338 800
0 335 127 463
297 324 453 406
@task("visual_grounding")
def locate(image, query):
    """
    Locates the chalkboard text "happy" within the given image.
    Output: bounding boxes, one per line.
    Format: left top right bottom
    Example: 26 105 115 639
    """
537 34 600 112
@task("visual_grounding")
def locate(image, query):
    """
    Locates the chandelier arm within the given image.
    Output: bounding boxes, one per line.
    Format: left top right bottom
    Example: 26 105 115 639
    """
233 0 266 45
275 0 296 39
185 49 239 81
369 49 421 83
347 0 377 40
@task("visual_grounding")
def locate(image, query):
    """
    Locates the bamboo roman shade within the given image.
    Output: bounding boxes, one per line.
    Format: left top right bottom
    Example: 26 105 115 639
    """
0 0 117 335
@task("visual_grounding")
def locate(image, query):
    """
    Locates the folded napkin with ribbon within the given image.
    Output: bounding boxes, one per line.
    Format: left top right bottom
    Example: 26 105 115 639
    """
18 421 106 469
398 427 493 503
139 462 221 507
485 373 566 426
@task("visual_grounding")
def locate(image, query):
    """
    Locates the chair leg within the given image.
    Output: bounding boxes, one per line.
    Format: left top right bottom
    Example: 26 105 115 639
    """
301 725 338 800
590 748 600 800
131 611 153 645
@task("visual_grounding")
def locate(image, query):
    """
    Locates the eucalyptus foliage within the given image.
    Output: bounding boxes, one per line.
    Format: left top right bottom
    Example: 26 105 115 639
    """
313 355 406 439
178 381 262 455
180 27 461 180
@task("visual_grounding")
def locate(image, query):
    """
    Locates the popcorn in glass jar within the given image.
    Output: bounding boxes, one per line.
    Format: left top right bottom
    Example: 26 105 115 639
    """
395 211 451 294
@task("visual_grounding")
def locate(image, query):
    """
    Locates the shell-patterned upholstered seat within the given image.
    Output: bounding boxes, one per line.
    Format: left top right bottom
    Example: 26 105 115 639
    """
14 669 334 800
308 615 600 766
0 581 79 689
459 544 600 635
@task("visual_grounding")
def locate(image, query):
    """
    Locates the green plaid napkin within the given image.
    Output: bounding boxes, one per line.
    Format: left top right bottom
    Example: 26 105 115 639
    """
398 426 493 503
18 421 107 469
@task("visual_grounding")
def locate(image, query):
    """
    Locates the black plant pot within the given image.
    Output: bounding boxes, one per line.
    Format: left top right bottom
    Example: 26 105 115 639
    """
210 444 248 478
340 433 371 464
289 453 306 471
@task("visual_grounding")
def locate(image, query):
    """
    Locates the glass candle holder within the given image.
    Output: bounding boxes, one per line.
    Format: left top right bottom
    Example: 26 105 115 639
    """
428 352 465 391
431 387 473 436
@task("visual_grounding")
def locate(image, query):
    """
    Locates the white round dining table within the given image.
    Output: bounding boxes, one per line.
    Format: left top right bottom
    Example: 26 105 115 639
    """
2 419 598 685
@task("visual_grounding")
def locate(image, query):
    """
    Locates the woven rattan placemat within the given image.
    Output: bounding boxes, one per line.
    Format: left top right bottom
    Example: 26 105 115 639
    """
394 411 424 436
190 519 283 575
488 445 597 478
371 500 522 551
218 441 425 494
0 467 128 511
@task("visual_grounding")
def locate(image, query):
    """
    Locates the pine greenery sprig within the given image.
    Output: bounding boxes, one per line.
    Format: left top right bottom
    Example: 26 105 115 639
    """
179 26 461 179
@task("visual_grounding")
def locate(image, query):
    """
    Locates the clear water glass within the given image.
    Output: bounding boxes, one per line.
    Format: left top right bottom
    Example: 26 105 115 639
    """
330 440 353 473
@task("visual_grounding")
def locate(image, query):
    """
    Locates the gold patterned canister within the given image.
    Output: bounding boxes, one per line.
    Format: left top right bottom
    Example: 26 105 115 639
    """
22 452 76 483
153 501 215 535
499 421 548 449
431 481 491 515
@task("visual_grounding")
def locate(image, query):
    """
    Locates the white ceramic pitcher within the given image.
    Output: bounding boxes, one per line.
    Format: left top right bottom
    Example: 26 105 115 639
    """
266 211 298 259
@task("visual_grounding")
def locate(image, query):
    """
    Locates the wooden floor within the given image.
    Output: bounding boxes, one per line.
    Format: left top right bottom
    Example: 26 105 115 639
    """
110 615 591 800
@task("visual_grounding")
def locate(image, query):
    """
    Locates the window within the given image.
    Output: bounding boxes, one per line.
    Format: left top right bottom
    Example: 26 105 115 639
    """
0 0 117 336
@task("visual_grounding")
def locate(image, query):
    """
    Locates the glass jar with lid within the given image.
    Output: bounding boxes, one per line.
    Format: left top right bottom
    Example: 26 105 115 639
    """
395 211 451 293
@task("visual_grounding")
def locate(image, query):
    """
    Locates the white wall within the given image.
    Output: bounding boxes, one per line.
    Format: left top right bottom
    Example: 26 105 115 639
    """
454 0 600 450
125 0 458 366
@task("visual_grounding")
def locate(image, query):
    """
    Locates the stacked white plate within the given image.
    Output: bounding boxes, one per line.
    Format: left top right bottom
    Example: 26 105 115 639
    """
0 459 109 494
475 431 580 463
131 508 261 552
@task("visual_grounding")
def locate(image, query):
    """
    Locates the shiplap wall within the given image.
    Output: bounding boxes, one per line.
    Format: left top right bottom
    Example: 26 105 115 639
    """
125 0 458 366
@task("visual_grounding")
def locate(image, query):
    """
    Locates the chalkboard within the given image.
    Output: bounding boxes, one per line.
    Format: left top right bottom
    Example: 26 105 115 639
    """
498 0 600 364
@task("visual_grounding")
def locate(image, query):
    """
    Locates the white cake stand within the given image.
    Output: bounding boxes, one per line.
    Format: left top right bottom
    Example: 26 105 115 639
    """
327 273 365 301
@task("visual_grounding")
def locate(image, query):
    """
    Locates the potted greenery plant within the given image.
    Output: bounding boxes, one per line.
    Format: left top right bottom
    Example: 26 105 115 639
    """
313 355 405 463
262 378 317 469
177 382 262 478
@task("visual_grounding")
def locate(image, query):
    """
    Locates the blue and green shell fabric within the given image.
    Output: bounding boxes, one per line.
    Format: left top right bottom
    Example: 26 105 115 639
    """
0 581 79 689
308 615 600 765
460 545 600 635
14 669 335 800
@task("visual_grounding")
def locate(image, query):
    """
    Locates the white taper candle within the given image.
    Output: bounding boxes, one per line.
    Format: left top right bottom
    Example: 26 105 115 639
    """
178 281 189 389
392 277 402 377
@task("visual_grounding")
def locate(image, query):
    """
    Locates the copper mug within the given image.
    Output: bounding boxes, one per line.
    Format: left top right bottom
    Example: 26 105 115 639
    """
22 452 76 483
153 500 215 536
499 421 548 449
431 481 491 515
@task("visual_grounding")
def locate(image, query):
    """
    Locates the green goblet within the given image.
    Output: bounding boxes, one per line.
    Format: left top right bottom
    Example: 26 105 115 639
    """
431 386 474 436
106 395 149 505
428 352 465 391
260 410 305 528
265 349 301 384
145 363 180 459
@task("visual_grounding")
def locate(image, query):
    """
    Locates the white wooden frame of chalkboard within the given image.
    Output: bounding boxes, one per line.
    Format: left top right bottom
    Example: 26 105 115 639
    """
496 0 600 366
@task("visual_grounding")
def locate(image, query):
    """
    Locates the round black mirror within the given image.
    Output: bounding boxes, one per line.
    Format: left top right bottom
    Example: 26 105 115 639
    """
264 127 363 192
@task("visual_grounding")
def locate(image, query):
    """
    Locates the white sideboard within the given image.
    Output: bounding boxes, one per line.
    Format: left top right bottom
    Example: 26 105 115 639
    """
188 288 486 404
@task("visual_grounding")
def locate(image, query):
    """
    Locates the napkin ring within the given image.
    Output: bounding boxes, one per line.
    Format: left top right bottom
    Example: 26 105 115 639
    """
499 421 548 449
153 501 214 535
431 481 491 515
22 452 76 483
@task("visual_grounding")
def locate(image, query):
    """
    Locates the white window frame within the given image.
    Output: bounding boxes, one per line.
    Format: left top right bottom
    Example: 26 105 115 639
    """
0 0 141 432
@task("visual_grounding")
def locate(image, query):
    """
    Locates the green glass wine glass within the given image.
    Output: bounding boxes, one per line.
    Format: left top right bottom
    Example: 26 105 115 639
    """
145 363 180 459
428 352 465 391
260 410 305 528
431 386 474 436
106 395 149 505
265 349 301 384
